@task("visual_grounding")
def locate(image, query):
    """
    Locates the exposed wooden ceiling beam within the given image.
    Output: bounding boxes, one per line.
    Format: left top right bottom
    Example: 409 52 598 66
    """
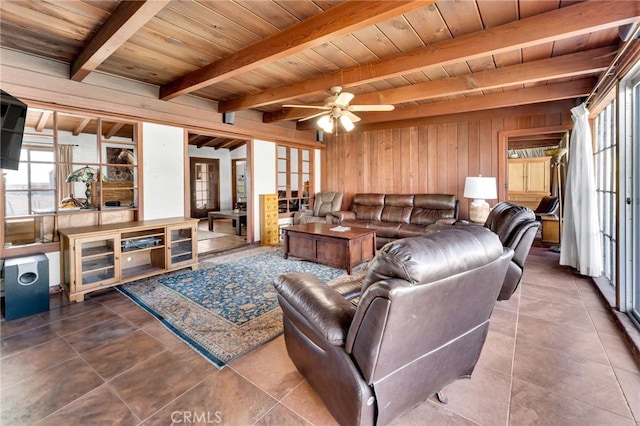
159 1 431 100
72 117 92 136
265 46 616 122
35 110 51 132
222 0 639 114
104 122 124 139
70 0 170 81
348 78 595 125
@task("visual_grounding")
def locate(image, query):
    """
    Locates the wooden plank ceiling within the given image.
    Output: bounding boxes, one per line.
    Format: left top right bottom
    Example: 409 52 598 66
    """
2 0 639 150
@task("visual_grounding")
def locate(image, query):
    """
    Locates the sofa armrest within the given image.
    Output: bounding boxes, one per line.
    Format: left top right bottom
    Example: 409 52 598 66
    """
329 210 356 223
435 217 457 225
293 209 312 225
274 272 357 345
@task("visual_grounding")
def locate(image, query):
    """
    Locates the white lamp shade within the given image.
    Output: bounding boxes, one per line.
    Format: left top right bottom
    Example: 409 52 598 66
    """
463 176 497 200
339 114 355 131
317 115 333 133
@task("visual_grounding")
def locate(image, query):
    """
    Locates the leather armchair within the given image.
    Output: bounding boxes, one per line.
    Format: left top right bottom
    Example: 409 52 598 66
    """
274 227 513 425
534 196 559 221
483 202 540 300
293 191 343 225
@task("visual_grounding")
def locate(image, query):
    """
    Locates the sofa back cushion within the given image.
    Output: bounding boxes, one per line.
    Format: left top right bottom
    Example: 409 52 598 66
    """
381 194 414 223
410 194 458 225
352 193 385 221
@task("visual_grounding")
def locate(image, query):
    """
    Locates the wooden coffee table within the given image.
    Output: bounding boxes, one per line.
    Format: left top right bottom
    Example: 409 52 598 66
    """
283 223 376 274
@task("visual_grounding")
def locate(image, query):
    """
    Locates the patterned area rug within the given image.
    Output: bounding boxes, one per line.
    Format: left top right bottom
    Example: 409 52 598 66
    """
118 246 361 368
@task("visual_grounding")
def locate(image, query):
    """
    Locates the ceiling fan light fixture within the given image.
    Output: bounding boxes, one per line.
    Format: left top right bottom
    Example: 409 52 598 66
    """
340 114 355 131
317 115 333 133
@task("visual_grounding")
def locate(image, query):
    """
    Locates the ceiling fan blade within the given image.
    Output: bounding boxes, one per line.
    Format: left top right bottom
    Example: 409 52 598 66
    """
342 110 361 123
334 91 355 106
349 104 395 112
283 104 330 110
298 111 330 122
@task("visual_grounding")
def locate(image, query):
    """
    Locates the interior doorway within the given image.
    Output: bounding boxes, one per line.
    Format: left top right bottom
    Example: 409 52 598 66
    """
190 157 220 218
232 159 247 209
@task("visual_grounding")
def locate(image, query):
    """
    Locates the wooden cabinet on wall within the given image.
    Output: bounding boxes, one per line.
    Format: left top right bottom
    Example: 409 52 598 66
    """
59 217 198 302
260 194 279 245
508 157 551 210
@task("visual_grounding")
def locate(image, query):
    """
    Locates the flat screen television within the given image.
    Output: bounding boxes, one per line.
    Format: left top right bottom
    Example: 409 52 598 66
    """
1 90 27 171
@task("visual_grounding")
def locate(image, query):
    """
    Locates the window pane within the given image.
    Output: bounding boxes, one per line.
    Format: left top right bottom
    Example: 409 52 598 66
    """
31 162 55 190
5 191 29 216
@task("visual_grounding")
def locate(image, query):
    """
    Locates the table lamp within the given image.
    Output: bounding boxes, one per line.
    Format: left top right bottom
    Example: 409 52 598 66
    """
66 166 97 208
464 176 497 223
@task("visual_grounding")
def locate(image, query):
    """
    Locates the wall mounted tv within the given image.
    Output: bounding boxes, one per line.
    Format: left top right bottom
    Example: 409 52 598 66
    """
1 90 28 171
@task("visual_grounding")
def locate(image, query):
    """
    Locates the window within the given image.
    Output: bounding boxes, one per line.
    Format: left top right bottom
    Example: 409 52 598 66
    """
4 141 56 245
2 107 138 250
594 100 617 288
277 145 312 215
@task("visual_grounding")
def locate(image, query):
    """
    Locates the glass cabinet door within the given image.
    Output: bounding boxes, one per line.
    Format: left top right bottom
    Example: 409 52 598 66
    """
167 224 196 267
75 234 119 289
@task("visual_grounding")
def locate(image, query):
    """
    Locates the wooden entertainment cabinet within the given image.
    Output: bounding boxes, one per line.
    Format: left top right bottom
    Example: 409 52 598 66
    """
59 217 199 302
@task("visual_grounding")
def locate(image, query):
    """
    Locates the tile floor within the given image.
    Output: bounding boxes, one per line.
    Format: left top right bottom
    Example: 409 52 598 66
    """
1 244 639 425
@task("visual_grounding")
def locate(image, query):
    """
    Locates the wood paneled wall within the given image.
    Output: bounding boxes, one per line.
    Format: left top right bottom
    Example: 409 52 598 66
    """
322 101 573 220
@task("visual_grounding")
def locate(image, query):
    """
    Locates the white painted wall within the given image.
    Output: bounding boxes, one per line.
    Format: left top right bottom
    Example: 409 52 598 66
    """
252 140 277 240
142 123 185 219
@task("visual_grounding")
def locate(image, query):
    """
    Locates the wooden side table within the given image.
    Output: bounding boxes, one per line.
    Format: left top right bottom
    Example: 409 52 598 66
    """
540 214 560 247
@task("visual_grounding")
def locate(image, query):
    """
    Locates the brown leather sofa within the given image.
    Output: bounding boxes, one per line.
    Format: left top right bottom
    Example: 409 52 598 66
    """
274 227 513 426
328 193 459 248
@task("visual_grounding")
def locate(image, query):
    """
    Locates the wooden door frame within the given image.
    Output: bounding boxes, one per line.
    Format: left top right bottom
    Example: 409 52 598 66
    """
231 158 247 208
498 125 572 202
189 157 220 218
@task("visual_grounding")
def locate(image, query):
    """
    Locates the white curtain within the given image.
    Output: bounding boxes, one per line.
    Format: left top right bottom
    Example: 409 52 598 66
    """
57 145 73 200
560 103 603 276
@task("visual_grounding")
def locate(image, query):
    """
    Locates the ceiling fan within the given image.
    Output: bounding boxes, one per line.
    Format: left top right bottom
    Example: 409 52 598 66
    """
283 86 394 133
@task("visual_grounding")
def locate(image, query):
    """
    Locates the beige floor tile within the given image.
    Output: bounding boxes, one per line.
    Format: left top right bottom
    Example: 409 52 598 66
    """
0 357 103 425
509 378 636 426
108 347 218 420
48 306 118 336
438 365 511 426
477 330 515 375
230 335 304 400
614 368 640 422
0 324 60 357
143 368 277 425
516 314 609 365
518 296 595 332
281 381 339 426
520 282 583 307
62 315 138 353
0 338 76 388
254 403 312 426
82 330 166 380
489 306 518 338
393 399 478 426
598 332 640 374
35 385 138 426
513 340 632 417
589 309 626 337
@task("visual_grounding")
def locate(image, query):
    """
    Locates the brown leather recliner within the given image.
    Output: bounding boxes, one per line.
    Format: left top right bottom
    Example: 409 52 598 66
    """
293 191 344 224
482 202 540 300
274 227 513 425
